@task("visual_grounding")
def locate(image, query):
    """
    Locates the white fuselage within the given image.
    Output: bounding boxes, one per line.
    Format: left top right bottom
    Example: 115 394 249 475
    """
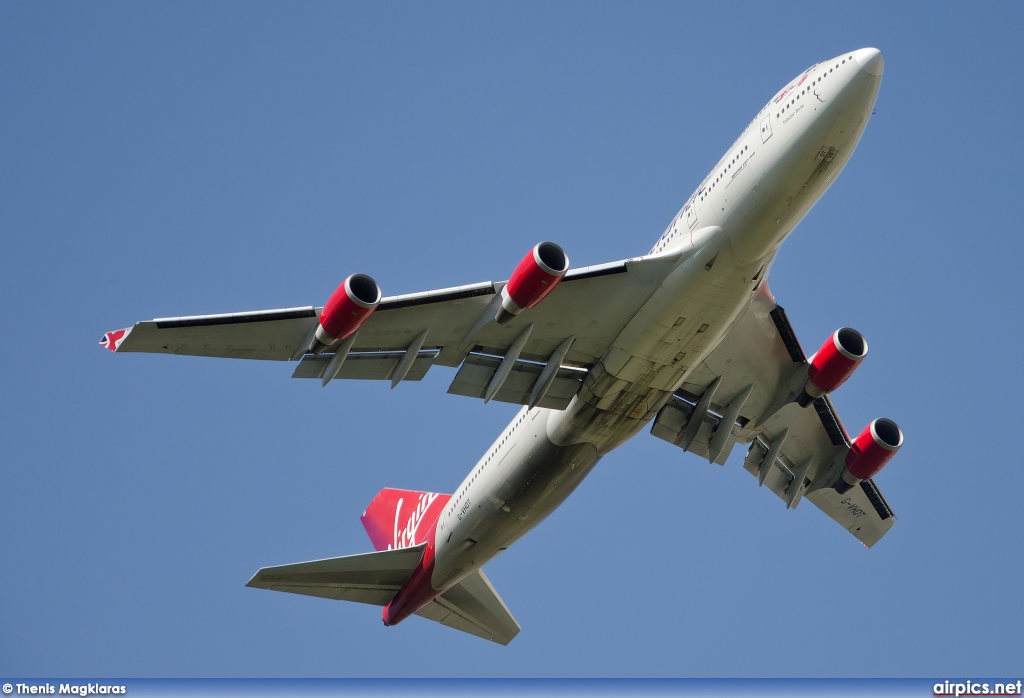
431 49 883 590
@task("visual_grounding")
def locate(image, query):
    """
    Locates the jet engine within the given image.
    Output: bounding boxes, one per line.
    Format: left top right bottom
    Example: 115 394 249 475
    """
797 328 868 407
495 242 569 324
834 418 903 493
308 273 382 354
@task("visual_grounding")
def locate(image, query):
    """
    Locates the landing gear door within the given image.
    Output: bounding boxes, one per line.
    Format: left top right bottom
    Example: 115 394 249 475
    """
760 115 773 144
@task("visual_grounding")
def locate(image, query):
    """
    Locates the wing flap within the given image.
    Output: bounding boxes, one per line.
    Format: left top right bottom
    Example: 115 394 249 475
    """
291 351 438 382
447 354 587 410
245 545 424 605
414 569 520 645
651 394 733 465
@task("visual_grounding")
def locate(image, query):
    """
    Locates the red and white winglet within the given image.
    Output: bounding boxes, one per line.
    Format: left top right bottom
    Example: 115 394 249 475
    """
100 328 131 352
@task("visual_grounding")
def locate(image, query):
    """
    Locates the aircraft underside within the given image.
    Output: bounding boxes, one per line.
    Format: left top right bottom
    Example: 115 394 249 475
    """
104 48 901 645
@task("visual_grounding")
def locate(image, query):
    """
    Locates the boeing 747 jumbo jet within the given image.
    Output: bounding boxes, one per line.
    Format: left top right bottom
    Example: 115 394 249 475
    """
102 48 901 645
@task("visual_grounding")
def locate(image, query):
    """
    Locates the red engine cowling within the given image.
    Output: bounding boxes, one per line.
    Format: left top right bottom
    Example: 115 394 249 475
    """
797 328 868 407
309 273 381 354
835 418 903 493
495 242 569 324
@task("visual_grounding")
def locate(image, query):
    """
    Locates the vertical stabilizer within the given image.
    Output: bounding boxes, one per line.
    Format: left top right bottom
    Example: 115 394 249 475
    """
361 488 451 552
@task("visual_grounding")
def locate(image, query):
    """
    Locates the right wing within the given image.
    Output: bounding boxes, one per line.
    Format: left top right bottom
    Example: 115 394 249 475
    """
649 281 896 547
105 252 681 409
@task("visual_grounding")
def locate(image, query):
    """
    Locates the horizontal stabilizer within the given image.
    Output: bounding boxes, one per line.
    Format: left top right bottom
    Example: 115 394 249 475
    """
247 545 520 644
415 569 520 645
245 544 424 606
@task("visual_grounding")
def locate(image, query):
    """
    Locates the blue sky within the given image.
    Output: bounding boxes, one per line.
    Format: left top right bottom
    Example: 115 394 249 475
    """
3 1 1023 678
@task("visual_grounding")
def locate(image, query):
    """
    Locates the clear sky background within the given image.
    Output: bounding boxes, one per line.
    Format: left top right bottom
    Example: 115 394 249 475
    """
3 1 1022 679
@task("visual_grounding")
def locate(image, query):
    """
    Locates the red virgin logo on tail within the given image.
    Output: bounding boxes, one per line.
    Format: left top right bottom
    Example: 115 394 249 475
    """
391 492 440 550
361 488 451 552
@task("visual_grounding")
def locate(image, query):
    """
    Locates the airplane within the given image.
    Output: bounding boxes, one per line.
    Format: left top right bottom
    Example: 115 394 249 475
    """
101 48 901 645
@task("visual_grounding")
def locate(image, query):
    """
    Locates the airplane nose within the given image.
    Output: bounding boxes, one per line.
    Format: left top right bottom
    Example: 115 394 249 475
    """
854 47 884 77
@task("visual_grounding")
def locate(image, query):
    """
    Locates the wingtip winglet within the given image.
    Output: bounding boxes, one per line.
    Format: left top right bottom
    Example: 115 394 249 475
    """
100 327 131 352
244 570 265 589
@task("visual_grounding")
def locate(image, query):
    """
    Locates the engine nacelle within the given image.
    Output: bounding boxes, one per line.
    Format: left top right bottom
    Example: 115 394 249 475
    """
495 242 569 324
797 328 868 407
309 273 381 354
834 418 903 493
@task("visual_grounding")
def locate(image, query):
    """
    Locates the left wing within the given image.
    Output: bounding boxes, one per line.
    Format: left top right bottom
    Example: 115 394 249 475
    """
103 252 680 409
649 281 897 547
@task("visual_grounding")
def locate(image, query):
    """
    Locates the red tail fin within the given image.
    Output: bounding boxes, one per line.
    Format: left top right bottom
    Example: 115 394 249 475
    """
360 488 452 552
